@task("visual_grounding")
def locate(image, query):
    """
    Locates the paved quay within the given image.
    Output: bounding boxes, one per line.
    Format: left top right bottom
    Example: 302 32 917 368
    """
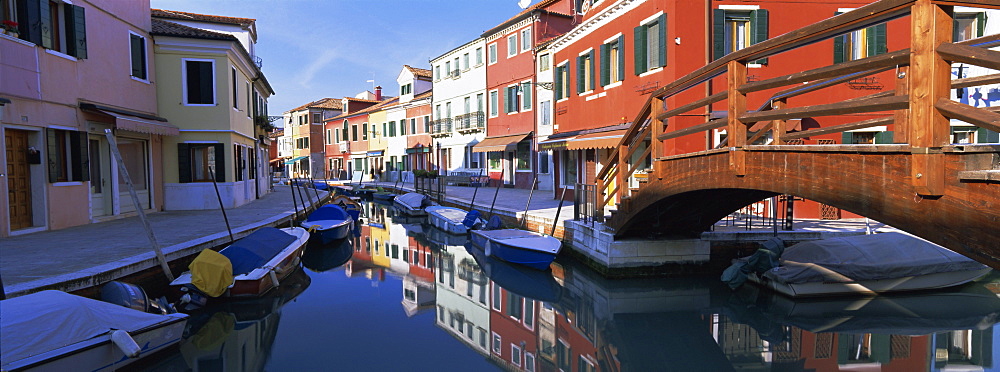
1 185 327 298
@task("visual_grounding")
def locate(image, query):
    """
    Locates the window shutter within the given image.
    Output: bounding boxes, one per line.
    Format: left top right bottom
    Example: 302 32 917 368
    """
978 128 999 143
503 88 510 113
867 23 887 57
713 9 726 61
71 131 89 182
66 5 87 59
554 66 563 99
874 131 893 144
200 62 214 104
522 82 531 110
750 9 769 64
600 43 610 87
841 132 854 144
617 35 626 80
214 144 226 182
130 35 144 78
576 56 585 93
178 144 191 183
589 51 596 91
46 129 58 183
657 14 667 68
39 0 52 49
977 12 987 38
633 25 646 74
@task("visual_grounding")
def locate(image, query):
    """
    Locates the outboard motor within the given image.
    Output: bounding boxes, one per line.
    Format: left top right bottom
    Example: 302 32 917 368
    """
101 281 176 314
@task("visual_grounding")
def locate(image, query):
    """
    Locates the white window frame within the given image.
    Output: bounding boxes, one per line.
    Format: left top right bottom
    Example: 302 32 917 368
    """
520 80 533 112
489 89 499 117
476 47 484 66
488 43 498 65
492 332 502 354
182 58 217 106
128 30 149 83
511 344 522 366
521 27 532 52
525 353 536 372
507 34 518 57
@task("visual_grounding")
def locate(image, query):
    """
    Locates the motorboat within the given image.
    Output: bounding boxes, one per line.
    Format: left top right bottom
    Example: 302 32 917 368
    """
170 227 309 304
0 290 188 371
393 192 429 216
425 206 483 234
729 232 991 297
470 229 562 270
465 243 562 302
300 204 354 244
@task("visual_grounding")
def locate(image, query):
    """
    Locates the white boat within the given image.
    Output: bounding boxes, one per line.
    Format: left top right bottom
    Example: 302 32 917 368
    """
745 232 991 297
0 290 188 371
470 229 562 270
425 206 483 234
393 192 428 216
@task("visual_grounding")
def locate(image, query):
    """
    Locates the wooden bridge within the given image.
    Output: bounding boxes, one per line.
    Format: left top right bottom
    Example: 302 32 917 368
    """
597 0 1000 266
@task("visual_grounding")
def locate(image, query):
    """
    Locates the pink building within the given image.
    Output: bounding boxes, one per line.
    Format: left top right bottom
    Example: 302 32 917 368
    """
1 0 177 236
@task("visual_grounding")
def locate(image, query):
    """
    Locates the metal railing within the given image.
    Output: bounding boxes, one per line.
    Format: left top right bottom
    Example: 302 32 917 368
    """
455 111 486 132
429 118 453 136
573 183 600 226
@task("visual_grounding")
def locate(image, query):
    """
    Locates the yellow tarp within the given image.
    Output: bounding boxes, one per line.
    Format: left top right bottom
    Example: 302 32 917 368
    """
190 249 233 297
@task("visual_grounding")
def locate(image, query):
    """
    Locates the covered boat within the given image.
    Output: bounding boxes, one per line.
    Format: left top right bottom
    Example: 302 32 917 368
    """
465 243 562 302
301 204 354 244
393 192 428 216
731 232 991 297
171 227 309 303
470 229 562 270
425 206 482 234
1 290 188 371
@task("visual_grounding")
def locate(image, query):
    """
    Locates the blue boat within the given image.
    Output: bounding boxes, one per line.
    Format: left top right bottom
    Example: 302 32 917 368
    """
300 204 354 244
469 229 562 270
465 243 562 302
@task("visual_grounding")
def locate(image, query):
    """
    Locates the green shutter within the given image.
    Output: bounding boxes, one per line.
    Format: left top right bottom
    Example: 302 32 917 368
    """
214 144 225 182
555 66 563 99
576 56 585 93
979 128 999 143
867 23 887 57
178 143 192 183
71 131 88 182
522 82 531 110
634 25 646 74
834 35 846 63
589 51 596 91
39 0 52 49
842 132 854 144
977 12 987 38
503 88 511 113
617 35 626 80
600 43 610 87
751 9 769 64
130 34 144 78
870 334 891 364
657 14 667 68
713 9 726 61
874 131 894 144
65 5 87 59
46 129 58 182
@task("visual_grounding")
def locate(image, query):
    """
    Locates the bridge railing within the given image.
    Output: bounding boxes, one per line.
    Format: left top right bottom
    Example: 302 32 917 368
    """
597 0 1000 218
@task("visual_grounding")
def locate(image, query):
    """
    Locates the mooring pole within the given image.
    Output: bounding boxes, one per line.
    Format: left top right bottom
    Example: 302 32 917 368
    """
104 129 174 281
207 166 235 243
290 177 300 221
550 187 569 236
519 177 538 229
487 167 505 222
469 168 483 210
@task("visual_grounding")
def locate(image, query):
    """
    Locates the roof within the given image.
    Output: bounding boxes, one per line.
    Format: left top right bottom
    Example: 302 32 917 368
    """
151 9 255 28
325 97 401 121
151 19 238 42
483 0 565 37
405 65 433 80
413 90 433 100
287 98 343 113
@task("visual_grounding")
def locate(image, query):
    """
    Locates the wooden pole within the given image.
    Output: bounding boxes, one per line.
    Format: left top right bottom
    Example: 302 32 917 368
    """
519 177 538 229
908 0 952 196
103 129 174 281
727 60 748 176
295 177 310 213
487 167 505 222
469 168 483 210
208 166 235 243
290 177 300 221
550 186 569 236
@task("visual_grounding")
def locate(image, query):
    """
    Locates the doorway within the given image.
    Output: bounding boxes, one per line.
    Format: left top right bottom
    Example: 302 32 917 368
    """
88 135 112 217
5 129 33 229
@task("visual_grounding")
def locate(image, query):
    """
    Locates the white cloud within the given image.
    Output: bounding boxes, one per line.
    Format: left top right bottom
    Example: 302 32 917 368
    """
294 49 339 89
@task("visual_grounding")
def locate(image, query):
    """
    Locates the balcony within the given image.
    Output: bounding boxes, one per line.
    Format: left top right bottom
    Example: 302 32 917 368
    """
429 118 452 137
447 69 460 79
455 112 485 134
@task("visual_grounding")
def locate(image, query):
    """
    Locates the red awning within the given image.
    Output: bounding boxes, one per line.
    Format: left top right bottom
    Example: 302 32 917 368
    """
472 133 531 153
567 130 626 150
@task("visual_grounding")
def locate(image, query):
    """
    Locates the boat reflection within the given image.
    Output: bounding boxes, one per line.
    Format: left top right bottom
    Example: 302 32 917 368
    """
302 237 354 273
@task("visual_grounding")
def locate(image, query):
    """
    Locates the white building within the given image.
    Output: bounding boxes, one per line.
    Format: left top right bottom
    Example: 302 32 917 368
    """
534 42 557 192
429 39 488 177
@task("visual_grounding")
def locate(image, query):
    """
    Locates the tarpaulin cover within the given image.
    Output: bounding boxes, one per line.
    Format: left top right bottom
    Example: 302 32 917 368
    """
394 192 426 210
189 249 233 297
1 290 179 366
765 232 988 284
220 227 295 276
305 204 351 223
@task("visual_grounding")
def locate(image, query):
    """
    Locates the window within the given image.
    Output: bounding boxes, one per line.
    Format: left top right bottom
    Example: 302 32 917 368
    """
521 81 532 110
476 47 483 65
479 328 488 349
388 121 396 137
511 344 522 366
46 129 89 183
602 36 625 85
492 333 502 354
525 353 535 372
342 121 349 141
525 300 534 328
178 143 224 183
489 152 502 170
184 59 215 105
521 27 531 51
538 151 550 173
335 128 340 143
325 129 331 145
400 119 407 135
540 101 551 126
516 141 530 170
434 65 441 80
467 146 481 168
834 11 886 63
954 12 986 42
401 83 412 95
505 85 520 113
463 53 470 70
713 9 768 63
129 32 147 80
562 151 578 186
312 112 321 123
231 68 239 109
508 34 518 57
362 123 368 140
577 51 595 93
246 83 251 117
410 118 417 134
446 102 452 118
464 97 471 114
424 116 431 132
454 57 460 75
352 124 358 141
635 14 667 74
488 43 498 64
579 356 596 372
445 61 451 77
476 93 484 113
539 53 550 71
555 63 570 100
489 90 499 117
14 1 87 58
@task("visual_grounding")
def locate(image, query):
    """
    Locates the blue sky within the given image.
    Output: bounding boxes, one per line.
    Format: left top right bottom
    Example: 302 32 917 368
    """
150 0 539 119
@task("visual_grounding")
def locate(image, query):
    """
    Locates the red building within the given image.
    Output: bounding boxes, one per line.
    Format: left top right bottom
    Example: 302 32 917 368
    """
477 0 575 189
323 93 391 180
405 90 435 171
489 285 543 370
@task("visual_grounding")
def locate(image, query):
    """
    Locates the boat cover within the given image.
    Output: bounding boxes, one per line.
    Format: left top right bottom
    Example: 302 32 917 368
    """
426 206 467 224
305 204 351 223
1 290 178 365
190 249 234 297
394 192 425 209
220 227 296 275
766 232 988 284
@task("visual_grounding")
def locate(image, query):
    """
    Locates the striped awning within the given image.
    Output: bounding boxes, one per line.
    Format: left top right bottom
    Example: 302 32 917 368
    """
80 103 179 136
567 130 626 150
472 133 530 153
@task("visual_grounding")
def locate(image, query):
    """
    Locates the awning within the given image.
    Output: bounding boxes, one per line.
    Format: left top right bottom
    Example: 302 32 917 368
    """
269 158 286 164
567 130 626 150
406 146 431 154
367 150 384 156
80 103 179 136
537 135 576 151
472 133 531 153
284 155 308 164
0 97 10 105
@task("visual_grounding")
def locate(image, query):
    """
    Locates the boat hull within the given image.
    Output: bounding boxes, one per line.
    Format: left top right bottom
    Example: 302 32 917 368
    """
750 267 992 297
426 206 476 234
301 219 352 244
470 229 561 270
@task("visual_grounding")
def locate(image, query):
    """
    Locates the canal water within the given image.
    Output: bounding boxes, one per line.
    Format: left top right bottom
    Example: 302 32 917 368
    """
134 200 1000 371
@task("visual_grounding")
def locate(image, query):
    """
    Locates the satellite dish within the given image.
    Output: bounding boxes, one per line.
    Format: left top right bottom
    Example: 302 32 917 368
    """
517 0 530 9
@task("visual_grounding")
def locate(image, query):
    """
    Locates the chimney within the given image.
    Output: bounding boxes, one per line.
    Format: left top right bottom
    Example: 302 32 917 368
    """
375 86 382 101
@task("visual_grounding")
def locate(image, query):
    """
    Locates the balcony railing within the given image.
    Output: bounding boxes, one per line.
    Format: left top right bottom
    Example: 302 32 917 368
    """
455 112 485 133
430 118 452 137
447 69 460 78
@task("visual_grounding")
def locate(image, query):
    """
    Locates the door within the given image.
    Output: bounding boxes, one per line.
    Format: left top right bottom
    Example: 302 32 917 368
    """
6 129 32 229
116 138 150 213
506 151 514 185
88 136 111 217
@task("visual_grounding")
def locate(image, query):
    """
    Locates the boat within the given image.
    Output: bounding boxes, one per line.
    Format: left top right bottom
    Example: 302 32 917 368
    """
372 188 396 202
393 192 429 216
465 243 563 302
302 238 354 272
423 224 471 249
469 229 562 270
728 232 991 297
0 290 188 371
300 204 354 244
170 227 310 304
425 206 483 234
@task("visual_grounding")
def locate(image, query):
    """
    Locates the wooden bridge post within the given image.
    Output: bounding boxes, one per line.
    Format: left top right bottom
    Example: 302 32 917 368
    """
617 141 628 207
727 60 748 175
893 66 910 144
651 97 664 161
771 98 787 145
908 0 952 196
